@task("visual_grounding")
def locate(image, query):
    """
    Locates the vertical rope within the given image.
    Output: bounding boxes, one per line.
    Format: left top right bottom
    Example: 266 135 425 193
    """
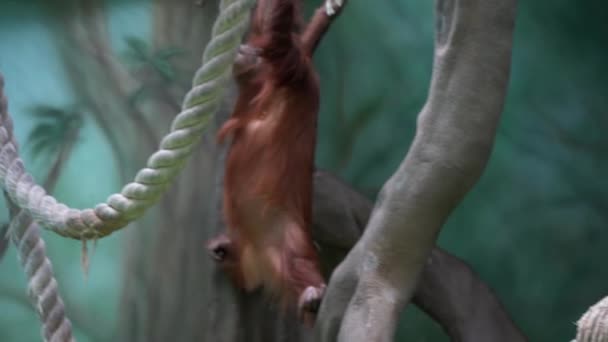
1 76 75 342
9 209 75 342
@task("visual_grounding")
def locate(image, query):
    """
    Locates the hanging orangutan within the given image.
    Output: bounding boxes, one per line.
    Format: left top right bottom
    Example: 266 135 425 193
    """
207 0 344 325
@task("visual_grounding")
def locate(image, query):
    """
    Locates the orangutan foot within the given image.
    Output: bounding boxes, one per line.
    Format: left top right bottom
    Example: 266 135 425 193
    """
206 234 233 262
298 284 326 325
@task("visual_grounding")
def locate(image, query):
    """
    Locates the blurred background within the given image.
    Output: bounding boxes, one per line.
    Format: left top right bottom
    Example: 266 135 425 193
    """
0 0 606 341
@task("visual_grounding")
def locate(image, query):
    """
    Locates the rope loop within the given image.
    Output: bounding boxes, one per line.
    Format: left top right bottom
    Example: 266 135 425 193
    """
0 0 254 240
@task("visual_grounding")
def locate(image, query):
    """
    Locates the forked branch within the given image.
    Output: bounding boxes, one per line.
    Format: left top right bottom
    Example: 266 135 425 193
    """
312 171 526 341
314 0 519 341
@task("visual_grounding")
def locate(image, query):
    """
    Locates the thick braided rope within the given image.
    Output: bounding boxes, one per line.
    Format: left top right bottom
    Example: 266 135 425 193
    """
9 210 75 342
0 76 75 340
0 0 254 240
576 296 608 342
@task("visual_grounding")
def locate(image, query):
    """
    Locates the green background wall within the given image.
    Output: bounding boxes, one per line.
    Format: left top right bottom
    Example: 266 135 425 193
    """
0 1 606 341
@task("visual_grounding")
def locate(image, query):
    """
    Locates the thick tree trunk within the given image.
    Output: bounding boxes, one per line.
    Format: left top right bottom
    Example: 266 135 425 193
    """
118 1 221 340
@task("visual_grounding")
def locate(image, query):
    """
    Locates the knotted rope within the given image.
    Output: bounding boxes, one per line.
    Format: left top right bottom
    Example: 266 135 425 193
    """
0 1 254 340
0 0 254 240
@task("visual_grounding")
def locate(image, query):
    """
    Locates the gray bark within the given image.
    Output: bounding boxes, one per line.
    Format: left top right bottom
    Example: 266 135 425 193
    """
315 0 519 341
312 171 526 342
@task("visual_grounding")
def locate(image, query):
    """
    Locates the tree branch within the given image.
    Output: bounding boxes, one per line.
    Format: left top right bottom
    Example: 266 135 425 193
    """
312 171 526 341
314 0 519 340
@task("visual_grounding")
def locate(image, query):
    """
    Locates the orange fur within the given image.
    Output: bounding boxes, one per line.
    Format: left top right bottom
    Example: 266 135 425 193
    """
215 0 324 313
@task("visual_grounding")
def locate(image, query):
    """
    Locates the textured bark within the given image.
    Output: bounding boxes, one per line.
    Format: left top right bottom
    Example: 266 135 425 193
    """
312 171 526 342
315 0 519 341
